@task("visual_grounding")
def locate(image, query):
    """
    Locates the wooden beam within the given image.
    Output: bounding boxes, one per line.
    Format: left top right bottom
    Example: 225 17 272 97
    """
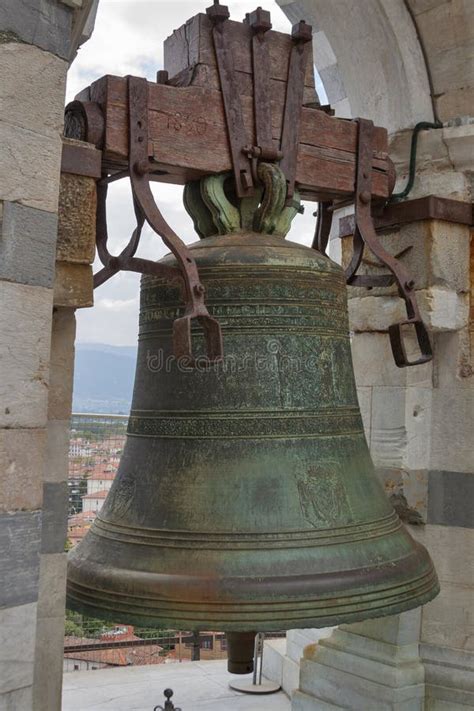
164 14 316 88
83 74 392 202
338 196 474 238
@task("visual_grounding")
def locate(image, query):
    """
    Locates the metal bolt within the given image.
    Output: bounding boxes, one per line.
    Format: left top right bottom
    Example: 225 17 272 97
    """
359 190 371 204
156 70 169 85
194 284 206 296
206 1 230 22
405 279 415 290
248 7 272 33
291 19 312 42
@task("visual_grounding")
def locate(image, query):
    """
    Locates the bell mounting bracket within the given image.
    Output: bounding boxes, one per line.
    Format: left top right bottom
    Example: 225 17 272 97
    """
344 118 432 367
94 75 223 364
206 1 312 201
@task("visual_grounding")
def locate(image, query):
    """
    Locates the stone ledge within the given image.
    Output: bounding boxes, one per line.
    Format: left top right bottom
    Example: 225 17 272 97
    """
348 288 469 334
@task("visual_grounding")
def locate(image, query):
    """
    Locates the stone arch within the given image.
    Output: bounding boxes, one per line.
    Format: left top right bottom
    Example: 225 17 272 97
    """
277 0 473 132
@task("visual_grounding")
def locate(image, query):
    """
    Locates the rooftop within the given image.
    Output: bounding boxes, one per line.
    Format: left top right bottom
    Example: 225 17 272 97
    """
88 470 116 480
62 659 291 711
82 490 109 499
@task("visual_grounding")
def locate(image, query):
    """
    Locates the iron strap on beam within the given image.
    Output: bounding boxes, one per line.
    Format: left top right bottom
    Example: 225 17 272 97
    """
207 2 255 198
279 21 312 203
208 2 312 202
345 118 433 367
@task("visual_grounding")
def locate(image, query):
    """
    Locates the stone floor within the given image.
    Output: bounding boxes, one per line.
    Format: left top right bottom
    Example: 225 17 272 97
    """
62 659 291 710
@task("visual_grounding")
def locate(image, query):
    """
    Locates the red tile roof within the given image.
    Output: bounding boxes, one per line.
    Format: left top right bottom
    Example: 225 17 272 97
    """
88 471 116 480
82 490 109 499
68 511 97 526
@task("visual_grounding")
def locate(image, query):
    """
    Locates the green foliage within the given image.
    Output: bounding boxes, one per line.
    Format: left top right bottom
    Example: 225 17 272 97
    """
133 626 173 639
64 609 115 639
64 616 83 637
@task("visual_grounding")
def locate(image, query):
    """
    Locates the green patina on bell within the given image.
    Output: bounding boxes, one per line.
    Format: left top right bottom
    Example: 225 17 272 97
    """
67 167 438 672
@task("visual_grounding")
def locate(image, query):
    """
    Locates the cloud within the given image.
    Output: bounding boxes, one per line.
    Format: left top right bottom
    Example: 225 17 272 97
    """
69 1 320 347
97 297 138 311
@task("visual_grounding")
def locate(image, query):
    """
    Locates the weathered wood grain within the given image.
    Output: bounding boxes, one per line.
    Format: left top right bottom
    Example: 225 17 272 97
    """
168 62 317 106
164 14 315 88
86 74 391 201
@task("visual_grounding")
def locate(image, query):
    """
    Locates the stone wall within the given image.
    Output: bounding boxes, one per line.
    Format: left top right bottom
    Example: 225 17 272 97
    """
33 153 97 710
0 3 98 710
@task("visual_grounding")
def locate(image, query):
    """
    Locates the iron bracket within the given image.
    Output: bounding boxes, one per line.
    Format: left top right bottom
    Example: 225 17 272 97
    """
207 2 311 204
279 20 312 204
207 2 255 198
312 201 333 255
345 118 432 367
94 75 223 365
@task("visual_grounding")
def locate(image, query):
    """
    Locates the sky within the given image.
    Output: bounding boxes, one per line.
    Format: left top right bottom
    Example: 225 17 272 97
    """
67 0 326 346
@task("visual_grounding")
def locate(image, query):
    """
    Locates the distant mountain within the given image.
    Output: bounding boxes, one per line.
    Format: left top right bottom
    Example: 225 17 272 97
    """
73 343 137 414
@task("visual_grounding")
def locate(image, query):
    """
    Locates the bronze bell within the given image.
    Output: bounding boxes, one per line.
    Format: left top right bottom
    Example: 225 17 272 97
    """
67 174 439 672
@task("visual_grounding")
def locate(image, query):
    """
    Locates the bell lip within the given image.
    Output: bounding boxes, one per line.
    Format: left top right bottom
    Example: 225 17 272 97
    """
66 544 439 632
66 577 439 633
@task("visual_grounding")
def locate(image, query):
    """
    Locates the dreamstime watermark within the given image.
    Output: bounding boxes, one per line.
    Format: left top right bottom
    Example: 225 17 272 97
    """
146 339 323 374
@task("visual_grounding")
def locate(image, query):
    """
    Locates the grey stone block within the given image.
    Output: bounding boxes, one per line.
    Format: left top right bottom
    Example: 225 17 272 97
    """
0 512 41 608
0 41 67 139
33 613 65 711
319 64 347 104
0 202 57 288
0 601 37 695
278 3 311 27
422 642 474 709
0 0 73 60
0 281 53 429
36 553 67 619
40 482 68 554
45 420 70 484
0 120 62 213
0 428 45 512
428 470 474 528
0 685 34 711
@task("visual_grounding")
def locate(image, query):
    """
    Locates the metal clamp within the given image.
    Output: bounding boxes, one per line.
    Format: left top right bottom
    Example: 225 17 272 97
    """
207 1 255 198
208 2 312 204
345 118 432 367
94 76 223 365
280 20 312 203
312 201 333 255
